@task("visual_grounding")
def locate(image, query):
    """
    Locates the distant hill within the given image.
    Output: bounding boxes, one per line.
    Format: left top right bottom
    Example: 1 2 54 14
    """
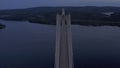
0 6 120 26
0 6 120 14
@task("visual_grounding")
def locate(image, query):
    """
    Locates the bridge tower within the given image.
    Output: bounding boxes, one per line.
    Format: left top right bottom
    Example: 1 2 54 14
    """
55 9 74 68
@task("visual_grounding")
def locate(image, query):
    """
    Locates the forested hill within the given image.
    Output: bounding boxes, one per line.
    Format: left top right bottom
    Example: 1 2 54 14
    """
0 6 120 13
0 6 120 26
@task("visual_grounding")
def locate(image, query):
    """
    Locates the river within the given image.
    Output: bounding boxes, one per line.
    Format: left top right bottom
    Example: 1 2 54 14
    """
0 20 120 68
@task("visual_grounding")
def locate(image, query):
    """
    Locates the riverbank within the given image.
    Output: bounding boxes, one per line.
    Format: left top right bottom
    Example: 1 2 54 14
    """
0 23 5 29
28 19 120 27
1 18 120 27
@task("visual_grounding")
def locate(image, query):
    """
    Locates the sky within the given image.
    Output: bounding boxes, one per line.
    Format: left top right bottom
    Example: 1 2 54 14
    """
0 0 120 9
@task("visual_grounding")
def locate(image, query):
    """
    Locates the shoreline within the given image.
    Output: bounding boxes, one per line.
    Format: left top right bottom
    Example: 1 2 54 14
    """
1 19 120 27
0 23 5 29
28 19 120 27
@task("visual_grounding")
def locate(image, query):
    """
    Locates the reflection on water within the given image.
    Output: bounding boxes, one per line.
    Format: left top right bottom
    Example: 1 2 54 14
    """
0 20 120 68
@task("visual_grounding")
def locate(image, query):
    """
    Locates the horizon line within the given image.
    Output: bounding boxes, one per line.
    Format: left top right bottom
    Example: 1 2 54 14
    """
1 5 120 10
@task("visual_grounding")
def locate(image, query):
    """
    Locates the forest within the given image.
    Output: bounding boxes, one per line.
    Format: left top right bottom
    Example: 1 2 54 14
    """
0 6 120 26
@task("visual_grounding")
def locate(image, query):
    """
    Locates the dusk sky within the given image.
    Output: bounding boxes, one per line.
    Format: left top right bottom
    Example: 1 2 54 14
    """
0 0 120 9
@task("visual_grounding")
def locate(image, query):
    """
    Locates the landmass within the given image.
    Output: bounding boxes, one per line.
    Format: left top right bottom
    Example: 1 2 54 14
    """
0 6 120 26
0 23 5 29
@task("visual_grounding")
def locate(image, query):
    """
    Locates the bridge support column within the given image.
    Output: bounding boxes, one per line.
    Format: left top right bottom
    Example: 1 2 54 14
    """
55 9 74 68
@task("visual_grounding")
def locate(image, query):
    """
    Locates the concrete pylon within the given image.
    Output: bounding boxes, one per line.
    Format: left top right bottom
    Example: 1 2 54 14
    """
55 9 74 68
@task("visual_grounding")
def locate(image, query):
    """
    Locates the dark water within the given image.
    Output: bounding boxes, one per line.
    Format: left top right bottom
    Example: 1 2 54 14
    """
0 20 120 68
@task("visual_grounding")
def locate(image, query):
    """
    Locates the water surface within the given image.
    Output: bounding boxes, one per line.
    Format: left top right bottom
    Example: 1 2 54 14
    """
0 20 120 68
